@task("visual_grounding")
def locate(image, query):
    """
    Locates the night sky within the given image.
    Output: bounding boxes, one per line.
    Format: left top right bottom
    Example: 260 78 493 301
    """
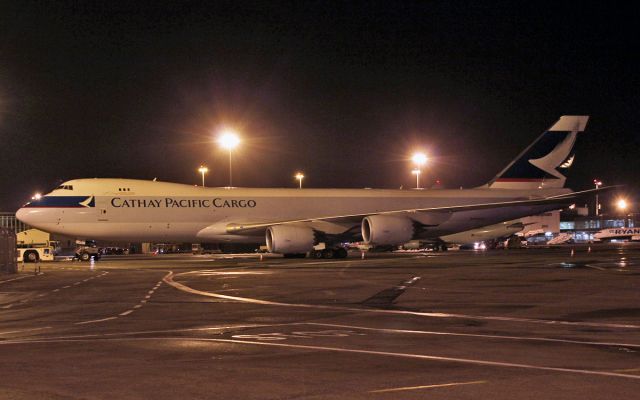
1 2 638 211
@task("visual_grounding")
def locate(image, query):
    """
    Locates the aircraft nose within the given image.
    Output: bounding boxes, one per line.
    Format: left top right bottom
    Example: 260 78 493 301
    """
15 207 35 226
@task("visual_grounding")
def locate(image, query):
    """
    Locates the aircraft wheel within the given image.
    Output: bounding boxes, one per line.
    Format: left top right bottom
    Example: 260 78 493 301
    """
322 249 334 259
25 251 38 263
335 248 348 258
313 250 323 259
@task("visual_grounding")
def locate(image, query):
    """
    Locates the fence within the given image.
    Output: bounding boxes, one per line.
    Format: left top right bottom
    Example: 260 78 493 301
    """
0 212 31 234
0 227 17 274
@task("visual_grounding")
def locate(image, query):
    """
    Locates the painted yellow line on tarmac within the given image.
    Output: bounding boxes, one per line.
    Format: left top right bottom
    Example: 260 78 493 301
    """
369 380 486 393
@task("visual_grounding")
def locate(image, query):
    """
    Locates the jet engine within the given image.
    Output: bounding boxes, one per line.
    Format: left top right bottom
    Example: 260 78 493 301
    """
361 215 415 245
266 225 315 254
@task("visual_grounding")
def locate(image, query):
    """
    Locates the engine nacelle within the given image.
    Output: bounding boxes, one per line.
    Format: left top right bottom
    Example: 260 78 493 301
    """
266 225 315 254
361 215 415 245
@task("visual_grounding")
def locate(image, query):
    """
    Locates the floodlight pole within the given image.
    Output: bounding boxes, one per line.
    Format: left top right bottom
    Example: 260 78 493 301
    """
228 150 233 187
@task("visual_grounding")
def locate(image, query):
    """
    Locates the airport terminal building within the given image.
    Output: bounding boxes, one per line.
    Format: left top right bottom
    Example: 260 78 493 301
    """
560 212 637 242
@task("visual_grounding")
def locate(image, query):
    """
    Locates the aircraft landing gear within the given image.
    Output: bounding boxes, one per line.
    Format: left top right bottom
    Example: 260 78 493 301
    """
309 247 348 259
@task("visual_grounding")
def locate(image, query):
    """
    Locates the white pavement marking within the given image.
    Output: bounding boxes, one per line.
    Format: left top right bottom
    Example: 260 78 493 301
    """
184 271 274 276
112 274 167 319
0 275 34 284
203 338 640 380
1 336 639 381
369 380 486 393
291 261 355 266
164 271 640 330
0 327 52 335
0 324 281 343
75 317 118 325
0 273 110 309
614 367 640 373
306 322 640 348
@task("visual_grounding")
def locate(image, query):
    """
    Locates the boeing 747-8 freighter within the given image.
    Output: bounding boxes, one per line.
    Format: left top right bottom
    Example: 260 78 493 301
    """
17 116 598 258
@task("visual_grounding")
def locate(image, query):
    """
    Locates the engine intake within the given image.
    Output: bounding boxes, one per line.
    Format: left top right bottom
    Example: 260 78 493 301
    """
361 215 414 245
266 225 315 254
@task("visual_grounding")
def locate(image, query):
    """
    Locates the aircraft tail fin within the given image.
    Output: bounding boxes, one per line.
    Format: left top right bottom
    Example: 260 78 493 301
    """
488 116 589 189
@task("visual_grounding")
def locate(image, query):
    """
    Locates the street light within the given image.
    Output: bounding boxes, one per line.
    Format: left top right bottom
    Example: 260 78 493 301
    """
217 129 240 187
295 172 304 189
411 169 421 189
594 179 603 216
616 198 628 212
198 165 209 187
411 152 428 189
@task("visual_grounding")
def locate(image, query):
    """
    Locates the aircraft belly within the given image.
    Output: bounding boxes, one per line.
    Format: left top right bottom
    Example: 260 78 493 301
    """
420 204 562 238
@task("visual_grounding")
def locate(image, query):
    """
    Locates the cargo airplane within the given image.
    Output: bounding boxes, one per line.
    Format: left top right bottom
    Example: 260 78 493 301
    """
18 115 601 258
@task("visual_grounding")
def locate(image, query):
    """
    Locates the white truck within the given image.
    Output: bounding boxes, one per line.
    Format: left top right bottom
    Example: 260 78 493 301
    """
16 229 58 262
17 246 55 262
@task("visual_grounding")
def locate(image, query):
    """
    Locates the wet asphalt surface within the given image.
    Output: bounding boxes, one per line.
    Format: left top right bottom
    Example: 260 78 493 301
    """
0 244 639 399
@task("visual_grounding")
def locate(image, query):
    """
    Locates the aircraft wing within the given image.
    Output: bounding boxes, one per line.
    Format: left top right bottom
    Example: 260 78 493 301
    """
225 186 619 235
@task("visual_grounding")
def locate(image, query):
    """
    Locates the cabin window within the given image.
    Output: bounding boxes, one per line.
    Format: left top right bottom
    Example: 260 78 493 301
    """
56 185 73 190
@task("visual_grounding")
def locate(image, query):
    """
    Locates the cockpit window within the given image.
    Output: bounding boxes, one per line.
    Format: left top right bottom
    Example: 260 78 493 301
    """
56 185 74 190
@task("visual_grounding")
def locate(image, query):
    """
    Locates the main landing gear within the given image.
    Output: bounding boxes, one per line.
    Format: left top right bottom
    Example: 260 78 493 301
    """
309 247 348 259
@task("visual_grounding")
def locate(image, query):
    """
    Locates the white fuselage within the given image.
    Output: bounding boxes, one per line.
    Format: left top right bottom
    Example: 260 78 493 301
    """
593 228 640 242
16 178 570 243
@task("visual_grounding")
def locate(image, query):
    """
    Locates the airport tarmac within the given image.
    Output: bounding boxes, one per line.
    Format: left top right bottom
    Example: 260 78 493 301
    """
0 245 639 399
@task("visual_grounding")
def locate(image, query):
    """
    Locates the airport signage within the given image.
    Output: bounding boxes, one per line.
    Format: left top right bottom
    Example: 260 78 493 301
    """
110 197 257 209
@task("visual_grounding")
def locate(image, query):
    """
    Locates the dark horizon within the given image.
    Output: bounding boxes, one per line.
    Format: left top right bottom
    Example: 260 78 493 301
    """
1 2 638 211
